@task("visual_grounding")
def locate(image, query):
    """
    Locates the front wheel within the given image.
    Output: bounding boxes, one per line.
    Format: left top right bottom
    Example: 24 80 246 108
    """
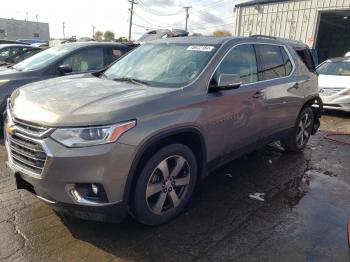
281 107 314 153
133 144 197 225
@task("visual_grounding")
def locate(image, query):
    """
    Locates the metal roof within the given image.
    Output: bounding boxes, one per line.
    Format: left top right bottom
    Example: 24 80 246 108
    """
235 0 291 8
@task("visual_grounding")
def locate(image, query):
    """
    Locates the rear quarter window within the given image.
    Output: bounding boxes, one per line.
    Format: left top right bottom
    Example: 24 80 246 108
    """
256 44 292 81
294 48 315 72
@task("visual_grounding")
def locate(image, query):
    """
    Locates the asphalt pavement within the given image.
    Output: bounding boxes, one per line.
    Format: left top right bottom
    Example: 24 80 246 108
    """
1 111 350 262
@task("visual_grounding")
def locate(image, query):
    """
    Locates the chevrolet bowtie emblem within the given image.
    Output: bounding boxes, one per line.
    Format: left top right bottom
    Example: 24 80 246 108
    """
5 123 15 136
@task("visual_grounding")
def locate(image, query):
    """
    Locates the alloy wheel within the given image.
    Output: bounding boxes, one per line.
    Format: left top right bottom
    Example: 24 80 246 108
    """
146 155 191 215
296 112 312 147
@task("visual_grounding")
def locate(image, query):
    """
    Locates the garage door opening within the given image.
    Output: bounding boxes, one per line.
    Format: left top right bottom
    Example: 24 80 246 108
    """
315 10 350 63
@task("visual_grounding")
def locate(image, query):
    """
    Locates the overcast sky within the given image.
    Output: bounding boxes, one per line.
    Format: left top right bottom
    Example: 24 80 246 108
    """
0 0 249 40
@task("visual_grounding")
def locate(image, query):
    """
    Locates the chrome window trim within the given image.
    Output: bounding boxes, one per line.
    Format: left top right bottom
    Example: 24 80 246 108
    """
206 42 297 91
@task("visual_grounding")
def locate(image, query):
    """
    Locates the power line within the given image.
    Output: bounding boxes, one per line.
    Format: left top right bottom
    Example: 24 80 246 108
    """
138 0 183 16
134 11 184 29
190 21 235 31
133 12 170 29
192 0 230 13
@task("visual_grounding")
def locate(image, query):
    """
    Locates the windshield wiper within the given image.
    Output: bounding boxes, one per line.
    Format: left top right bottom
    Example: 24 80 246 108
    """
113 77 149 87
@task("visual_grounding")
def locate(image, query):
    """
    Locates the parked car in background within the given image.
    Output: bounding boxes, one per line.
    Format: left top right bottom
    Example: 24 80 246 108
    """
17 39 48 45
345 52 350 57
137 29 189 43
0 46 42 67
0 42 135 127
5 36 321 225
31 42 49 48
317 56 350 112
0 44 35 62
0 40 29 45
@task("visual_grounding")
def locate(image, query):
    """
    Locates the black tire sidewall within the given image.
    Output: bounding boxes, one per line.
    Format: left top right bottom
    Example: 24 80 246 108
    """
133 144 197 225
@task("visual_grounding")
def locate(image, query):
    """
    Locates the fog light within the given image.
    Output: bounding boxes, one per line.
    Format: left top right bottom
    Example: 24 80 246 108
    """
91 184 99 196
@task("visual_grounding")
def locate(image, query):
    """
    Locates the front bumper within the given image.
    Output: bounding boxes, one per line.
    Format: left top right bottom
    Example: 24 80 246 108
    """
320 94 350 112
6 131 136 222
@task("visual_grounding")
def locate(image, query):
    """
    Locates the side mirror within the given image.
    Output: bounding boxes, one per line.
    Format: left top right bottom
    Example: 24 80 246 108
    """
58 64 72 75
217 74 242 90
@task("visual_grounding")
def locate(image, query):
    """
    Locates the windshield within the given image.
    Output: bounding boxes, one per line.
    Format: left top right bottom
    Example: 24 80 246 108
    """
13 44 77 72
317 61 350 76
104 43 218 88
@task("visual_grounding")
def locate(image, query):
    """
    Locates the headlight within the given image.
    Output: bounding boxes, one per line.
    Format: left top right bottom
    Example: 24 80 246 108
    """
51 120 136 147
0 80 9 87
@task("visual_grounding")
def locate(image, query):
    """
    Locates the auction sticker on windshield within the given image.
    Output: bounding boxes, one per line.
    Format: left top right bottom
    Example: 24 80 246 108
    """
187 46 215 52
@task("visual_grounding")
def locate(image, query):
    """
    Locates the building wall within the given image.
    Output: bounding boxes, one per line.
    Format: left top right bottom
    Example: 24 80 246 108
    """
235 0 350 47
0 18 50 41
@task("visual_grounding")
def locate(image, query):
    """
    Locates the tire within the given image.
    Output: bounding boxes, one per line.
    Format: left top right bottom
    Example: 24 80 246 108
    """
133 144 197 225
281 107 314 153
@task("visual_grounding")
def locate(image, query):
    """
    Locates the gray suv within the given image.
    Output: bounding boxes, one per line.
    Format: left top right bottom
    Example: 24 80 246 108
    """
5 36 322 225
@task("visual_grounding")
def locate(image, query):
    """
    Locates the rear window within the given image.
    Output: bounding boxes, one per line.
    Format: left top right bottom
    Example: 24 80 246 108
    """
256 44 291 81
294 48 315 72
316 61 350 76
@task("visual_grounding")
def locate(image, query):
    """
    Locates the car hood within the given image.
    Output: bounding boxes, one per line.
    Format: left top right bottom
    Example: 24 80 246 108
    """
318 74 350 89
11 75 180 127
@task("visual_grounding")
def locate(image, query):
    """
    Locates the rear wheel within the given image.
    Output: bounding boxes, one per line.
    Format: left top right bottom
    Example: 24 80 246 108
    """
281 107 314 152
133 144 197 225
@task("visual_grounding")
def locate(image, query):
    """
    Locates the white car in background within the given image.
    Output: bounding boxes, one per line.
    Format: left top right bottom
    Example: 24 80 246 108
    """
317 57 350 112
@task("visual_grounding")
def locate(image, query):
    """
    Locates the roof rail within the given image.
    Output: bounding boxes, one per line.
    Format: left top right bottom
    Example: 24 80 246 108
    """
250 34 307 47
250 35 277 40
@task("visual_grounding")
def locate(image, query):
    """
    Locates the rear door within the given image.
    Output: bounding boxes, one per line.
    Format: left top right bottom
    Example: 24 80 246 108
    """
206 44 265 161
254 44 303 139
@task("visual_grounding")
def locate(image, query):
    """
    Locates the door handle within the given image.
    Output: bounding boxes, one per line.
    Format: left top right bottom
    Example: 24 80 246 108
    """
253 90 264 99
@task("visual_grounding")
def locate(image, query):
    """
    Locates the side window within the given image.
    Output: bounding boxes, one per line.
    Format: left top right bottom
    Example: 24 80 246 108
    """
105 47 124 65
295 48 315 72
256 44 288 81
60 47 104 73
213 44 258 85
0 47 10 58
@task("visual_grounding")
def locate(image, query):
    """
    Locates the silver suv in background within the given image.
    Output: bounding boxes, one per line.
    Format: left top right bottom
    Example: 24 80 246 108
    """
5 36 322 225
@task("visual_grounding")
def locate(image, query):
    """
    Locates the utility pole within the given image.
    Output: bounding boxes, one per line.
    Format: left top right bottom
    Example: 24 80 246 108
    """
128 0 137 41
36 14 38 22
62 22 66 39
183 6 192 32
25 12 29 21
92 25 96 38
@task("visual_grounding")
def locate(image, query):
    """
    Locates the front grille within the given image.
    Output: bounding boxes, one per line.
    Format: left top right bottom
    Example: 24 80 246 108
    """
13 118 49 137
319 88 345 96
8 134 47 175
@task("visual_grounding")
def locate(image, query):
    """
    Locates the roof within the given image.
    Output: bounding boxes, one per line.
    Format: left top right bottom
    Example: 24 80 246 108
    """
0 44 31 49
62 41 129 48
150 35 308 48
235 0 291 8
325 57 350 63
151 36 236 45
